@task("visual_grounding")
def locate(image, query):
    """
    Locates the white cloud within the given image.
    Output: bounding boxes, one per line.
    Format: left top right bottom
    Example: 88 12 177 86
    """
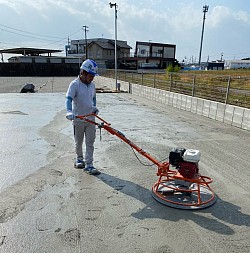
1 0 250 61
234 10 250 23
209 6 233 28
209 5 250 27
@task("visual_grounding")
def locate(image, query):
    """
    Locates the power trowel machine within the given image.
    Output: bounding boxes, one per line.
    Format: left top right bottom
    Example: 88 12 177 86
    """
77 113 217 210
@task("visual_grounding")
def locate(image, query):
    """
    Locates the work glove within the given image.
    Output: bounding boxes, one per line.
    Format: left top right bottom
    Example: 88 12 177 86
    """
66 112 75 121
92 106 99 115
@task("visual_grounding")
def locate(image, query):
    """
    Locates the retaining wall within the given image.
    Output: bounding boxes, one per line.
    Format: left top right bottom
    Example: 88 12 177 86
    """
96 76 250 131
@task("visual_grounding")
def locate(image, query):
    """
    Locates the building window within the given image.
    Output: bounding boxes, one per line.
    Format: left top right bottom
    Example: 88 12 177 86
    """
158 50 163 56
97 49 101 59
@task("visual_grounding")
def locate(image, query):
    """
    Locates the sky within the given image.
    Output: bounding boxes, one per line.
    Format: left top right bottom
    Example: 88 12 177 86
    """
0 0 250 63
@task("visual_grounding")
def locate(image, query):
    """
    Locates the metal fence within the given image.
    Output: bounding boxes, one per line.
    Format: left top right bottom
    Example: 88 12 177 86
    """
99 69 250 109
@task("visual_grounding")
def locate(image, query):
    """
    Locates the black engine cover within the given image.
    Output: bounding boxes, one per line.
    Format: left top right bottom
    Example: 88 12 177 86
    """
169 148 186 166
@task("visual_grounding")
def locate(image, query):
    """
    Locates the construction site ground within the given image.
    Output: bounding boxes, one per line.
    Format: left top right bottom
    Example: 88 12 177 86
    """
0 76 249 253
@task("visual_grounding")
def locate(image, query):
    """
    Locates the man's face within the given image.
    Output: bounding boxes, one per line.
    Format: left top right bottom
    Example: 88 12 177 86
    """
81 71 95 84
85 73 95 84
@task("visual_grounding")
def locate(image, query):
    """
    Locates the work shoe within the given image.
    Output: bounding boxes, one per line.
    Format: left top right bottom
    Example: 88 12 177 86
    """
74 159 85 169
84 164 101 175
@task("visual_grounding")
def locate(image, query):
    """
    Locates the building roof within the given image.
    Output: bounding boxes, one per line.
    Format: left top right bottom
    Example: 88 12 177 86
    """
71 38 132 49
0 47 62 56
88 41 115 50
88 40 132 50
108 40 132 49
136 41 176 48
225 59 250 63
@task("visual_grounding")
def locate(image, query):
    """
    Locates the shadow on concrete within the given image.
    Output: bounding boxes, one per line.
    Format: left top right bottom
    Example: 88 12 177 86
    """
97 172 250 235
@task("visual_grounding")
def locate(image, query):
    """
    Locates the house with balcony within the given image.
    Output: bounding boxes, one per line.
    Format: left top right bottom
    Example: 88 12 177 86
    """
119 41 176 69
135 41 176 69
67 38 132 68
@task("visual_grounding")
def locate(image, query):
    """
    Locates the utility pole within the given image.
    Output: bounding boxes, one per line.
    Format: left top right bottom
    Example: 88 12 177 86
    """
109 2 118 90
198 5 209 68
77 40 80 67
83 25 89 59
66 37 70 56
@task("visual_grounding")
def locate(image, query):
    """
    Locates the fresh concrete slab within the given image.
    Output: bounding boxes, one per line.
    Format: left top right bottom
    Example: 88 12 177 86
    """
0 80 250 253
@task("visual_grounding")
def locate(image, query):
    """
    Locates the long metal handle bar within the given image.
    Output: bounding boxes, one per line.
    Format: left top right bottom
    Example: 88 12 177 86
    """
76 114 163 168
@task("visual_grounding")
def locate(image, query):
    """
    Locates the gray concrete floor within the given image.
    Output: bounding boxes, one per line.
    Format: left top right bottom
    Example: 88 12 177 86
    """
0 77 250 253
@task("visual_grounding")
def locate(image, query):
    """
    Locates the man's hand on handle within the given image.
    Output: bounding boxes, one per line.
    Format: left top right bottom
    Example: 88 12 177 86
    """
66 112 75 121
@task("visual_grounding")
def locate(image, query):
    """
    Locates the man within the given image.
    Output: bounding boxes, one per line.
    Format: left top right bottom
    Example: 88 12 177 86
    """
65 59 100 175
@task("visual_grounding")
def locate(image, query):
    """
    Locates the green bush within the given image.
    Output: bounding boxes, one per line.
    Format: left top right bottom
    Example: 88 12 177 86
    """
166 64 181 73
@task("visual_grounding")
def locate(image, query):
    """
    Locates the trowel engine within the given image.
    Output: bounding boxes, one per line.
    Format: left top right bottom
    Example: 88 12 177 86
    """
169 148 200 178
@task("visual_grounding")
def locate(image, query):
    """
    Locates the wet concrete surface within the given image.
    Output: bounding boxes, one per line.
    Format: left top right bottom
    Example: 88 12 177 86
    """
0 89 250 253
0 93 64 190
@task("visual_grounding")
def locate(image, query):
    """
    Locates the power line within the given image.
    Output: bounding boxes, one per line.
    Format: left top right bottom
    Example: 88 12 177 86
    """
0 23 65 39
40 28 84 48
1 28 66 42
0 24 84 50
0 24 82 44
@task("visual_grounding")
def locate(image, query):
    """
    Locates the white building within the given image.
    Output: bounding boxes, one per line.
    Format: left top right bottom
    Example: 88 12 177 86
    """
224 60 250 69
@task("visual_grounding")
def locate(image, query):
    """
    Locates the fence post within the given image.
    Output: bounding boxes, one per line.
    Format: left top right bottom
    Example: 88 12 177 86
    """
169 73 172 92
129 82 132 94
192 75 196 96
225 76 231 104
141 71 144 86
52 77 54 93
153 72 156 88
